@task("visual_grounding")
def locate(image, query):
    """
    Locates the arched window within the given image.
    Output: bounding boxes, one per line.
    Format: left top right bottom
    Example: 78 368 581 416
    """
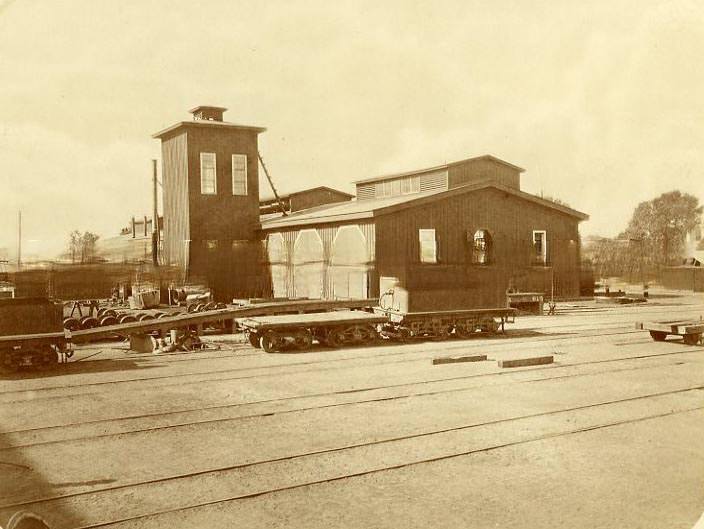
472 229 492 265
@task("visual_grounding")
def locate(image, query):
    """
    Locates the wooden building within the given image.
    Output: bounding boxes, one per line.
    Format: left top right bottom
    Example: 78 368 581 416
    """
154 107 355 301
260 155 589 311
153 106 268 300
155 107 588 307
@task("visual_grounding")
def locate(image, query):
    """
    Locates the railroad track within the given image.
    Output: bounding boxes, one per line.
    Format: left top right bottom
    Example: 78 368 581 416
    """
0 315 699 404
0 324 660 399
2 301 703 528
1 347 701 451
0 329 668 410
1 383 702 528
1 300 699 390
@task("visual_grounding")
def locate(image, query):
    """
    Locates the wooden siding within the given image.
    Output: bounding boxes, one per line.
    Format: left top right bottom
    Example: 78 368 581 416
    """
448 158 520 190
163 125 266 301
186 127 261 243
161 131 189 269
375 187 581 311
188 126 263 301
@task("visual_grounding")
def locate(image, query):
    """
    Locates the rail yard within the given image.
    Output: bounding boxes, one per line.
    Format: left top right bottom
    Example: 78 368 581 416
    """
1 288 702 529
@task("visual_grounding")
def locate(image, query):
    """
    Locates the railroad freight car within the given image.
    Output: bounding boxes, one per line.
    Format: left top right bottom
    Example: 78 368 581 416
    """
0 297 69 369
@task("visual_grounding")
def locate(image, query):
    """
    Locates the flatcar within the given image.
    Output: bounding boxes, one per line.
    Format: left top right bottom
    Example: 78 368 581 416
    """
238 304 516 353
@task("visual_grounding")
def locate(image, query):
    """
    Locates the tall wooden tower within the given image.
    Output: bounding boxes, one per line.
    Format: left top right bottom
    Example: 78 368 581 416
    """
153 106 268 300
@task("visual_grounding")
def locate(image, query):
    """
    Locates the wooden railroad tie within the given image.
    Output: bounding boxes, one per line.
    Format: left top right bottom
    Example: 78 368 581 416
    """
432 354 487 365
498 355 554 368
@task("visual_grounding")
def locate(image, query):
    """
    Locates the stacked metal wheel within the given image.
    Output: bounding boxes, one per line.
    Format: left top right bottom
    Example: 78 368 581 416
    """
187 301 226 313
97 308 119 327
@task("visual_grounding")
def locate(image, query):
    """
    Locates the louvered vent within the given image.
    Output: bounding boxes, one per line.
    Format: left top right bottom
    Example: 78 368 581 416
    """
419 170 449 192
356 183 376 200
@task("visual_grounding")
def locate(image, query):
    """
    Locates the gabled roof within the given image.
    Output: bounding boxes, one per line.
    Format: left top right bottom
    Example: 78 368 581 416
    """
152 119 267 139
353 155 526 185
260 186 354 204
289 186 354 198
260 181 589 230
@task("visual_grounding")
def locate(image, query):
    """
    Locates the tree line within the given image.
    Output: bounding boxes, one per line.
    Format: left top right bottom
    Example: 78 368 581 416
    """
584 190 702 281
67 230 100 264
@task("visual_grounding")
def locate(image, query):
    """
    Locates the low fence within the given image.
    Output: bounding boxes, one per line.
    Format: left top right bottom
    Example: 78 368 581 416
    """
659 266 704 292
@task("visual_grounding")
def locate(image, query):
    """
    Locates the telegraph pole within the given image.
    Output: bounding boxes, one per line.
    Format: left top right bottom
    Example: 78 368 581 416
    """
152 159 160 266
17 210 22 270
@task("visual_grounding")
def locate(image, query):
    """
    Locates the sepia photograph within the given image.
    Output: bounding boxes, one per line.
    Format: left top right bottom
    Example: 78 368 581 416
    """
1 1 703 528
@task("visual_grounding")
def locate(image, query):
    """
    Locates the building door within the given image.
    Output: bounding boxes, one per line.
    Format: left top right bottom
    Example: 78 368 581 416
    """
292 230 324 299
331 225 369 299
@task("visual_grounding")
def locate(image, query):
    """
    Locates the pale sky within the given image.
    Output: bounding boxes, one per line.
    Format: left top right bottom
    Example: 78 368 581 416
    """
1 0 703 259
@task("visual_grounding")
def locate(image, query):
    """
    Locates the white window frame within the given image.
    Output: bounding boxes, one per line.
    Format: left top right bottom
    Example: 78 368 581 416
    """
532 230 547 265
402 176 421 194
200 152 217 195
419 229 438 264
391 179 401 196
383 180 393 198
232 154 248 195
472 229 491 265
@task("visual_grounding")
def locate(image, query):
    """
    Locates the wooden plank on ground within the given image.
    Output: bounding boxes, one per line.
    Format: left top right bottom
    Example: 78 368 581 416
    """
432 355 487 365
498 355 554 368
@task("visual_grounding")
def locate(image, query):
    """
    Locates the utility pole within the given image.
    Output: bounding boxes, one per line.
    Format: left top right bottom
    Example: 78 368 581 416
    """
152 159 160 266
17 210 21 270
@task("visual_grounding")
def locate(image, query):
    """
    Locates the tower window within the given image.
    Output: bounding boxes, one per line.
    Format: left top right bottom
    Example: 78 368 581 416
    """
472 229 492 265
532 230 547 265
200 152 217 194
232 154 248 195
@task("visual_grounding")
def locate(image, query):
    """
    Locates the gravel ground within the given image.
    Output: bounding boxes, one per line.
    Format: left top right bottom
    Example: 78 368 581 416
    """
1 290 702 529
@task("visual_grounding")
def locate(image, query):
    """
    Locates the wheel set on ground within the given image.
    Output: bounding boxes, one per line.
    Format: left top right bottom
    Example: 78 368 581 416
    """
98 315 118 326
64 309 155 331
62 317 81 331
118 314 137 325
78 316 98 329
